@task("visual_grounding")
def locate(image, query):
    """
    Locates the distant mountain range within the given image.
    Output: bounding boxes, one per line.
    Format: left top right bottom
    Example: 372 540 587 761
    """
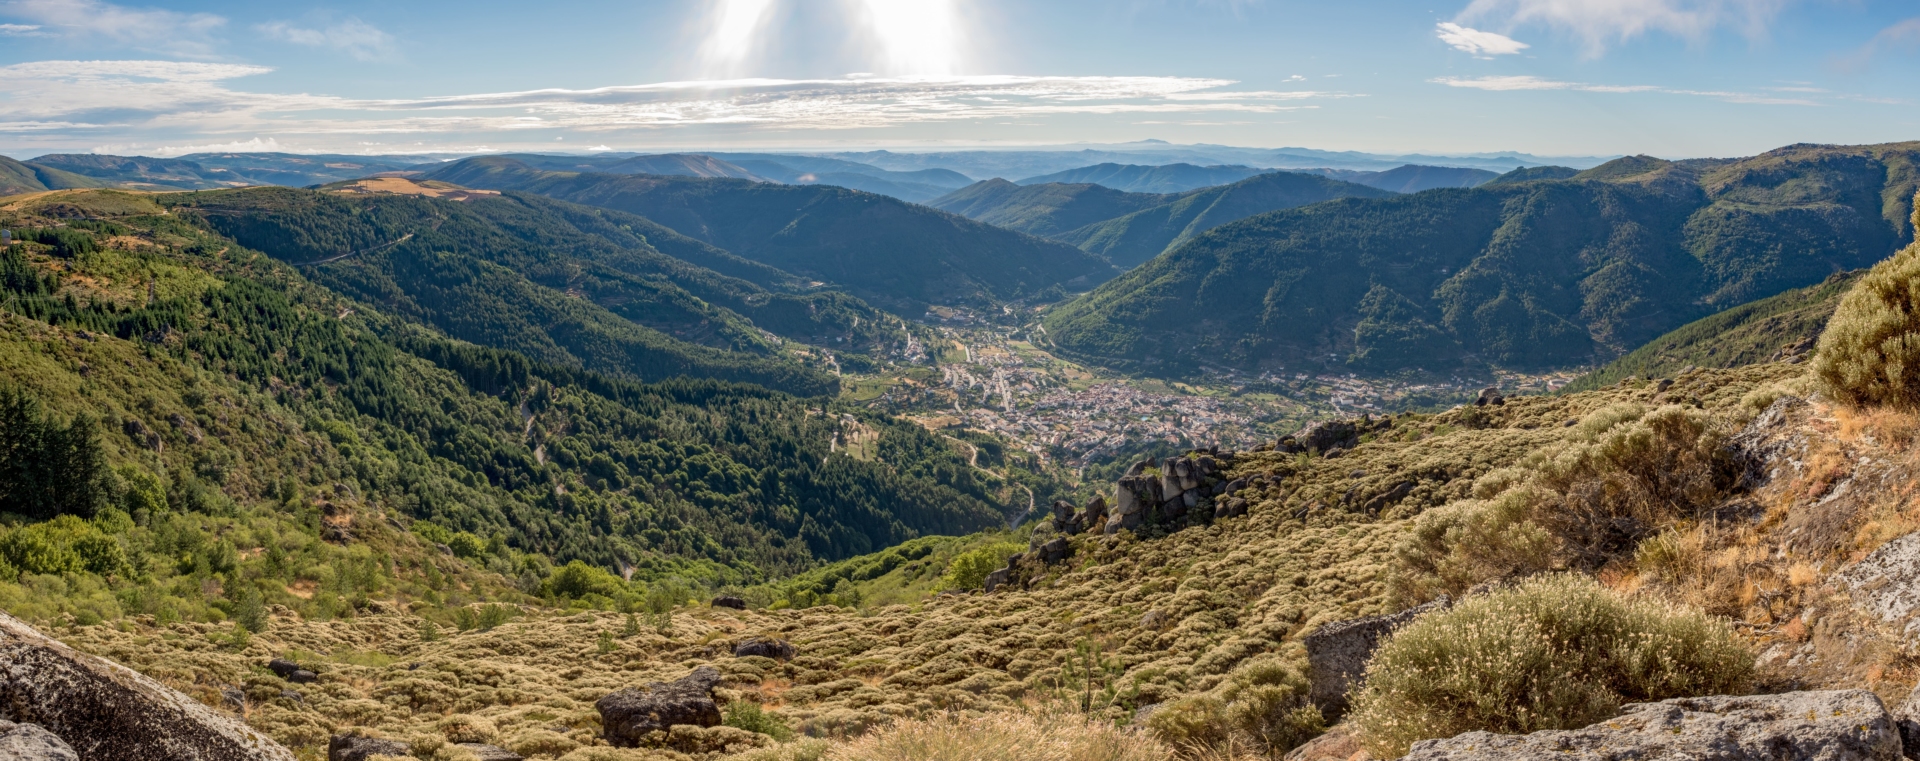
1015 163 1271 194
931 171 1398 268
1043 142 1920 375
825 140 1613 179
420 156 1117 310
1298 165 1500 193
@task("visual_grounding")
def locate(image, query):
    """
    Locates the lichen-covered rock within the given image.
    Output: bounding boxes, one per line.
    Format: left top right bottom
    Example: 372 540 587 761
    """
595 666 724 748
328 734 411 761
1303 598 1448 717
0 611 295 761
732 638 795 660
1838 531 1920 641
1404 690 1901 760
0 720 77 761
456 743 525 761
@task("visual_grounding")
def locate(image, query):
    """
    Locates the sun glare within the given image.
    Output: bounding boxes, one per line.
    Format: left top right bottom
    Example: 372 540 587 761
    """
854 0 961 76
698 0 778 77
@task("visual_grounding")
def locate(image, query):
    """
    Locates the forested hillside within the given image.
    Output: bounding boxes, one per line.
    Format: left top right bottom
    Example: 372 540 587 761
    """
927 179 1172 238
1054 171 1397 268
1015 162 1268 193
1046 142 1920 374
0 189 1020 597
0 155 108 196
422 157 1118 309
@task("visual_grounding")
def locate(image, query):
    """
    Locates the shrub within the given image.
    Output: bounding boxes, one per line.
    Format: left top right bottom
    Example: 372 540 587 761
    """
938 542 1024 591
1148 654 1323 756
724 701 795 741
1815 232 1920 409
1352 574 1753 758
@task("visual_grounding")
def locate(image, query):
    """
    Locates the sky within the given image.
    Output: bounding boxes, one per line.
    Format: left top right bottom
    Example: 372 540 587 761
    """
0 0 1915 160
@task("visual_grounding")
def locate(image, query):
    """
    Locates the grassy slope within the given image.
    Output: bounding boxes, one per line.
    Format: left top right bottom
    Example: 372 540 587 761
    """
52 362 1796 757
1045 143 1920 376
1054 171 1399 269
423 157 1119 310
1562 270 1860 392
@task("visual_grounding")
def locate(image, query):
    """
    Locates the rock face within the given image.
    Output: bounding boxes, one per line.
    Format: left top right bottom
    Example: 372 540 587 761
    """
596 666 725 747
1404 690 1901 761
0 720 77 761
1303 598 1448 717
0 610 296 761
1105 451 1235 535
732 638 795 660
327 734 410 761
1837 530 1920 641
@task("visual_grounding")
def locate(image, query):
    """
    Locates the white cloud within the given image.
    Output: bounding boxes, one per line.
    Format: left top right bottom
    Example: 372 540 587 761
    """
0 22 43 35
145 137 286 158
0 63 1347 146
1457 0 1788 55
256 17 399 63
1436 22 1528 56
2 0 227 57
1431 75 1816 104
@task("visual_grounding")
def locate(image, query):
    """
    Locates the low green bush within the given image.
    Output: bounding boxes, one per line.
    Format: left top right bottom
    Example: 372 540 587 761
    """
1352 574 1753 758
1814 237 1920 409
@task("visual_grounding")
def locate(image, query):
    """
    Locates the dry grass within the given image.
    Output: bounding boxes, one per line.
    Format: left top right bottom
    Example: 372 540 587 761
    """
824 710 1174 761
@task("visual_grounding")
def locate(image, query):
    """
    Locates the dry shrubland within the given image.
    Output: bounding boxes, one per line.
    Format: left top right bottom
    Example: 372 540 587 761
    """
39 364 1805 760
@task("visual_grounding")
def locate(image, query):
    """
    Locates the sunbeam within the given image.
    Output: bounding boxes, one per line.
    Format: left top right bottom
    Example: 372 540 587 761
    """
853 0 962 76
697 0 778 77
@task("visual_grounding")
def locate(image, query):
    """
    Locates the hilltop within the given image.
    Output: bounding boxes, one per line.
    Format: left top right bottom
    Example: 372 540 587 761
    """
1015 163 1271 194
1045 142 1920 376
927 179 1174 238
1054 171 1399 269
422 157 1119 310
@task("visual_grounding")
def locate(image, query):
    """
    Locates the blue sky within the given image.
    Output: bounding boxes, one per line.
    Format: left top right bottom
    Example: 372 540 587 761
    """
0 0 1915 159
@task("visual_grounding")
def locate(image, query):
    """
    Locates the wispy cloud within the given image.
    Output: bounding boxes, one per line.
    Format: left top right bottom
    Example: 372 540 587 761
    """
1436 22 1528 57
1456 0 1788 56
0 22 43 35
1432 74 1817 104
1834 17 1920 71
256 16 399 63
1 0 226 57
0 62 1349 152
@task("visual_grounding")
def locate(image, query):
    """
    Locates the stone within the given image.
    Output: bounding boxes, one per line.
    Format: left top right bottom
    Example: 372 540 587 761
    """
1283 420 1360 454
982 567 1012 592
1895 682 1920 758
1283 723 1367 761
1036 536 1071 564
0 720 78 761
289 669 318 684
1837 531 1920 642
596 666 725 748
328 735 410 761
1360 481 1416 515
267 658 302 679
1050 500 1076 531
1403 690 1900 761
1108 474 1158 534
1474 386 1504 406
709 596 747 610
1079 495 1107 533
1303 598 1448 718
732 638 795 660
0 610 295 761
456 743 525 761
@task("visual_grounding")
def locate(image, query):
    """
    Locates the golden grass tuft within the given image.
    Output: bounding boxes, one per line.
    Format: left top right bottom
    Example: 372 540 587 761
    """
825 710 1174 761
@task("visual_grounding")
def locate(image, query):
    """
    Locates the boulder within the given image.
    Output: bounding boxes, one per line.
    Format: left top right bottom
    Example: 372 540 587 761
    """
732 638 795 660
0 720 77 761
1403 690 1901 760
1036 537 1071 565
327 735 410 761
1108 475 1158 534
1050 500 1076 531
1078 496 1107 534
1359 481 1416 515
1474 386 1505 406
1285 420 1360 454
456 743 525 761
1838 531 1920 642
1282 723 1366 761
596 666 725 748
1303 598 1448 718
709 596 747 610
982 567 1012 592
0 610 295 761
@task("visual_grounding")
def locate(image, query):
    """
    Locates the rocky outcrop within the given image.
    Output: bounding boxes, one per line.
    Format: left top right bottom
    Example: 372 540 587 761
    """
1303 598 1448 718
1403 690 1901 760
710 596 747 610
1838 531 1920 642
1473 386 1505 407
0 610 296 761
1106 451 1237 535
596 666 725 748
0 721 76 761
268 658 318 684
1725 395 1811 491
732 638 795 660
327 734 410 761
